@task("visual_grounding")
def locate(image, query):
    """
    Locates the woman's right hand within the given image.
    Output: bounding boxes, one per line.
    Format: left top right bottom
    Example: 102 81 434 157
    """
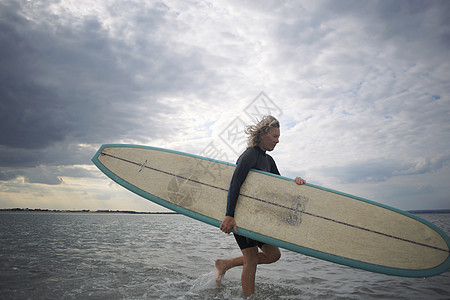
220 216 238 234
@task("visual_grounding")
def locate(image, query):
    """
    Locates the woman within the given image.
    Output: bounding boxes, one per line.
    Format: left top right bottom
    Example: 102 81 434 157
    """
215 115 305 296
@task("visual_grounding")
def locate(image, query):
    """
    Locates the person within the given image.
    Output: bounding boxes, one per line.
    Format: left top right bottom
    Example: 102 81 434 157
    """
215 115 306 296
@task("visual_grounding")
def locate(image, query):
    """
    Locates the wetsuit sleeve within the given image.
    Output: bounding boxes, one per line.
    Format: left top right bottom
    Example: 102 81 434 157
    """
226 149 257 217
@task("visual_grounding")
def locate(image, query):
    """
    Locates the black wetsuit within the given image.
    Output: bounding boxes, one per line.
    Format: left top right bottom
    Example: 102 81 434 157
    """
226 146 280 217
226 146 280 249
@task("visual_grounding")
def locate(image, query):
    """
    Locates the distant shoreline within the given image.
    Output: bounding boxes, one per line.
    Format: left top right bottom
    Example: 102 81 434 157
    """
1 208 449 214
0 208 178 214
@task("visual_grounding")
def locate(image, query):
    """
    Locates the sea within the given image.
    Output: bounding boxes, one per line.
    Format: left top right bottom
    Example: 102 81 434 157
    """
0 212 449 300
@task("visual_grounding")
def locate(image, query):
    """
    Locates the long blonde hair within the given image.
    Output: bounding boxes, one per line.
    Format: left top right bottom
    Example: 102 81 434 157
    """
245 115 280 148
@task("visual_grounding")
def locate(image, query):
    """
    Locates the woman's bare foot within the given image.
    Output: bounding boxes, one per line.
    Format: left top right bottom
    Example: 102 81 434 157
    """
214 259 228 284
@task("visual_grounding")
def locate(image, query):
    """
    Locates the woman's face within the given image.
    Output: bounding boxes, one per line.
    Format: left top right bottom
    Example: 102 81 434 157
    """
259 127 280 152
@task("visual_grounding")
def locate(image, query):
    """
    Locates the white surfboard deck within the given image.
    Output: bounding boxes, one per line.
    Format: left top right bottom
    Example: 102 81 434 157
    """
92 144 450 277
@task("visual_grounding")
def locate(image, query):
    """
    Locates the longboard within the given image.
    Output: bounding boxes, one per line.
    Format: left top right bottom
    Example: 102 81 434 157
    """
92 144 450 277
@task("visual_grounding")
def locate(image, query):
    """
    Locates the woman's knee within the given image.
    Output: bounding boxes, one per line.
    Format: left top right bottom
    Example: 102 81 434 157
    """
270 249 281 263
263 245 281 263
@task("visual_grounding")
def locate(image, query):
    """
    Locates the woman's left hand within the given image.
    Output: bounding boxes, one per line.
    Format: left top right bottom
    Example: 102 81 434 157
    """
295 177 306 185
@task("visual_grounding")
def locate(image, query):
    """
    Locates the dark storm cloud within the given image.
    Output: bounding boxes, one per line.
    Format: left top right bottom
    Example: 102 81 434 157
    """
318 159 405 184
0 5 70 149
0 169 21 182
319 154 450 184
0 0 216 176
1 3 111 150
0 2 152 150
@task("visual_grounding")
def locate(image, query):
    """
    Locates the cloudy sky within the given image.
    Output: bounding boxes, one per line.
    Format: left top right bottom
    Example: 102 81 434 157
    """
1 0 449 212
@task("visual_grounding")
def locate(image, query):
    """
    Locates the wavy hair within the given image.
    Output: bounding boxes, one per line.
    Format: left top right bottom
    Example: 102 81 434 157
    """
245 115 280 148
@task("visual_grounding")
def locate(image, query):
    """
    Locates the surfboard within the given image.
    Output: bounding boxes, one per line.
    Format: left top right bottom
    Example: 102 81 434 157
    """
92 144 450 277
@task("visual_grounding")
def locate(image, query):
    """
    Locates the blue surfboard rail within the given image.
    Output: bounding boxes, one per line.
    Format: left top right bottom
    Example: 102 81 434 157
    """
92 143 450 278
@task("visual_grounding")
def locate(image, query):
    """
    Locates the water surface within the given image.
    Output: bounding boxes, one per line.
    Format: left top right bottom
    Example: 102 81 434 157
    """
1 213 449 299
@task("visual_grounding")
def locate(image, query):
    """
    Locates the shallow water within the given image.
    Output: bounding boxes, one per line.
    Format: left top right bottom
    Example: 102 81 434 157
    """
0 213 449 299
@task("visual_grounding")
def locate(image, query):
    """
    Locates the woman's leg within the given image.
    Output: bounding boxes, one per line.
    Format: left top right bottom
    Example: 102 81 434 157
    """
215 244 281 295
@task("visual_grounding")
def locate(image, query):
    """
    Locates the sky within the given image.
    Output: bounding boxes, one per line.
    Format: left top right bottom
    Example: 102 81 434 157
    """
1 0 449 212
